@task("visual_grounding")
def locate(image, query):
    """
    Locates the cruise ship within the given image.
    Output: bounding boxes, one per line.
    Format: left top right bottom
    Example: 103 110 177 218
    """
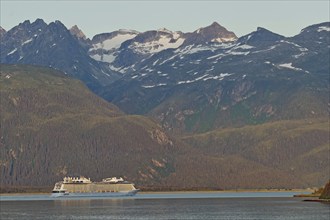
51 176 139 197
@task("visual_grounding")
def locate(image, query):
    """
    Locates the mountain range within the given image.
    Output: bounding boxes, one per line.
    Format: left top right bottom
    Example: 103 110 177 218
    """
1 19 328 133
0 19 329 190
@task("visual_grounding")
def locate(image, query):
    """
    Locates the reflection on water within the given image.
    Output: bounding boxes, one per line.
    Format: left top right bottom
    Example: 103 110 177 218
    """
1 193 329 220
55 199 92 207
54 197 129 207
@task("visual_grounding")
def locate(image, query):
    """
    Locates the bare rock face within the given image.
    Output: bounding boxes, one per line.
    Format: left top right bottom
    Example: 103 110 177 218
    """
69 25 87 40
150 128 173 146
184 21 238 44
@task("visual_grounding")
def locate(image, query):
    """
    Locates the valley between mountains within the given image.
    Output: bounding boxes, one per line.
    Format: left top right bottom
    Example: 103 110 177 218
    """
0 20 329 191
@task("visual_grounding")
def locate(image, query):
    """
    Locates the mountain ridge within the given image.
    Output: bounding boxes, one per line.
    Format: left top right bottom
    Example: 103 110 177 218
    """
0 19 120 91
97 21 329 133
1 19 328 134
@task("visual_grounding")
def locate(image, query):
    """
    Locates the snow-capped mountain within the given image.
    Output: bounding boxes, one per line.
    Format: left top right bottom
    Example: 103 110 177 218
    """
126 29 185 54
1 19 329 133
88 28 186 74
0 19 120 90
99 22 329 133
104 24 325 90
87 22 237 74
89 29 139 64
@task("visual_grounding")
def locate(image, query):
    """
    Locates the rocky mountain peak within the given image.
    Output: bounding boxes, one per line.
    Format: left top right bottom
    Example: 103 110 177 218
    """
13 19 47 32
184 21 237 44
21 20 31 26
34 18 47 26
48 20 67 30
210 21 223 28
197 22 236 38
70 25 87 40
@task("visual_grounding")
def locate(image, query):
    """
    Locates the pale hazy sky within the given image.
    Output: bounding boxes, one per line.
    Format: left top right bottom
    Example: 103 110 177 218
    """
1 0 329 38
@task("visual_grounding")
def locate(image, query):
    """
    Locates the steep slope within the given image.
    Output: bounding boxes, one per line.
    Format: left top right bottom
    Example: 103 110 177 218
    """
69 25 91 50
69 25 88 41
0 64 177 188
0 19 120 91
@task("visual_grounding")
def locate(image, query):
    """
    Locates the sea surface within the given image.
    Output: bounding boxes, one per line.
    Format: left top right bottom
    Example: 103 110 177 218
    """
1 192 329 219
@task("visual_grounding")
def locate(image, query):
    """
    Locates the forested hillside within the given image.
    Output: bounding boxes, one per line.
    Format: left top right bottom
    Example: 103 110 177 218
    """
179 119 329 188
0 64 178 188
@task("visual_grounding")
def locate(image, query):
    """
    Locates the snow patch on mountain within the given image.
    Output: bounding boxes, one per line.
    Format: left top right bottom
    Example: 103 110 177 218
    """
7 48 17 56
203 73 232 81
234 44 254 50
22 38 33 45
109 65 126 73
252 44 279 54
142 83 167 88
175 44 216 56
317 26 330 32
178 74 209 84
91 33 137 51
292 53 307 59
211 37 237 43
278 63 309 73
224 43 254 56
280 40 308 52
153 59 160 66
132 35 185 54
91 53 117 63
226 50 249 56
207 53 225 60
177 72 233 85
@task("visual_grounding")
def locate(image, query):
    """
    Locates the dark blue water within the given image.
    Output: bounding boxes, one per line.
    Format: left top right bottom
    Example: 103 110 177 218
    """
1 192 329 219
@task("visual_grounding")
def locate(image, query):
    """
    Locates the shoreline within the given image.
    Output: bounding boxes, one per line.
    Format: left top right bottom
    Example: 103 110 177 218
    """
140 188 312 193
0 188 312 196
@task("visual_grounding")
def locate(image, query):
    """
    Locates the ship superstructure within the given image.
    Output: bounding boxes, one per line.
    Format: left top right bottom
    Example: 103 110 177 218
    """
51 176 139 197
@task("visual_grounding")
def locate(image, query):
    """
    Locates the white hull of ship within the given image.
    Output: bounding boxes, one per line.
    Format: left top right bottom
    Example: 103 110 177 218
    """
51 189 139 198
